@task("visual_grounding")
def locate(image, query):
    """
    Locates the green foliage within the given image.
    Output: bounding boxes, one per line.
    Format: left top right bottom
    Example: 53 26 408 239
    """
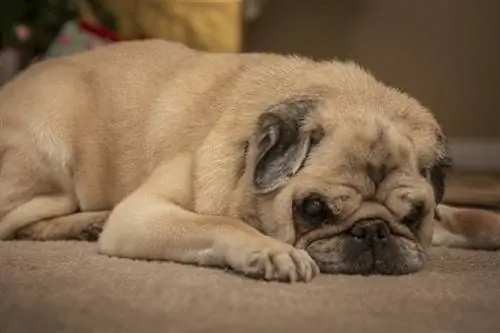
0 0 77 56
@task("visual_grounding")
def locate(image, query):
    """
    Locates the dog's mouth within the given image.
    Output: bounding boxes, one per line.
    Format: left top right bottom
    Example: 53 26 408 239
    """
305 219 426 275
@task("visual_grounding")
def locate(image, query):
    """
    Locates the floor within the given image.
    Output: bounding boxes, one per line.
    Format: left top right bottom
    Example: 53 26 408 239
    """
2 241 499 333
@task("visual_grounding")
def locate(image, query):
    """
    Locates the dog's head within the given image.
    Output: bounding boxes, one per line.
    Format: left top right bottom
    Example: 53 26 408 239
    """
239 71 452 276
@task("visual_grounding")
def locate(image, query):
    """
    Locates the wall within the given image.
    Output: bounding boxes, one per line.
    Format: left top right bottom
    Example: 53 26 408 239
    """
244 0 500 140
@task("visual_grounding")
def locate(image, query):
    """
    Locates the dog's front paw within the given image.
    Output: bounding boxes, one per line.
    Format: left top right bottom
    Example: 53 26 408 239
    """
226 241 319 283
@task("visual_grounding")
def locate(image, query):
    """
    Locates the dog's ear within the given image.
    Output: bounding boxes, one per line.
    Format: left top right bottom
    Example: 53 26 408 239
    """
252 99 322 194
431 134 453 220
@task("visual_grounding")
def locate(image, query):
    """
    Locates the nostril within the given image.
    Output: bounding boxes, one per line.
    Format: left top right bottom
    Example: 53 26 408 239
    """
350 224 367 240
349 219 389 242
374 223 389 241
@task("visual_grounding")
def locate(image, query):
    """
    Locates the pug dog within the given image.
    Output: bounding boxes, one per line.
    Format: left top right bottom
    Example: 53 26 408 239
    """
1 40 499 282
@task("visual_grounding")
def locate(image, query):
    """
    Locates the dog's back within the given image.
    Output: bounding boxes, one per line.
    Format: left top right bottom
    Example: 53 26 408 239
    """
0 40 230 236
0 42 222 199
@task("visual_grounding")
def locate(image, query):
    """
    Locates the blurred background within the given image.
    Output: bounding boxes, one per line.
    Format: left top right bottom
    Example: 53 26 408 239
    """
1 0 499 175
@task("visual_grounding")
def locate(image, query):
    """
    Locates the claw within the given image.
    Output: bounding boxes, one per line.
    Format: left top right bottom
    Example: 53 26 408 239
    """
290 250 308 281
264 259 274 280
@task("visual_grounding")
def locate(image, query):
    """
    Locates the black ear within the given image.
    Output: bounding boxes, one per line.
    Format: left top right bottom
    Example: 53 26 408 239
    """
430 134 453 205
253 99 322 194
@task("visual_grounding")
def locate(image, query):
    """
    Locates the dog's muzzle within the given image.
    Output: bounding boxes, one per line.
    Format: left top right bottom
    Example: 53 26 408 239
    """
306 217 425 275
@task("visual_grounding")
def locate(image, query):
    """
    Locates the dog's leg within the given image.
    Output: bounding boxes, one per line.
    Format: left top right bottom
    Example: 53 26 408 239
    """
0 149 99 241
432 204 500 250
0 194 78 239
13 211 110 241
98 154 319 282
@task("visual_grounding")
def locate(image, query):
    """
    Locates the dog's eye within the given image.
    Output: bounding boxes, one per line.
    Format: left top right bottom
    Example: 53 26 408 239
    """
298 195 332 226
403 201 425 228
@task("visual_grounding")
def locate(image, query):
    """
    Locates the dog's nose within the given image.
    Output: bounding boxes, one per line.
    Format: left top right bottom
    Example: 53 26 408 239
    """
350 219 389 242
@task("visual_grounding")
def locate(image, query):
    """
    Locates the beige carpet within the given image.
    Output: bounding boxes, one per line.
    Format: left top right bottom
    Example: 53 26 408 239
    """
1 172 499 333
1 241 499 333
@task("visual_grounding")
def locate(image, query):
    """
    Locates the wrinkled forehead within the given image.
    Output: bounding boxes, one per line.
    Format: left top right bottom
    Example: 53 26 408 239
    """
340 120 416 167
311 94 442 168
305 120 417 181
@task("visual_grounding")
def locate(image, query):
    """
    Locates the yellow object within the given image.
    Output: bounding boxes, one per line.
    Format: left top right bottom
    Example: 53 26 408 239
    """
77 0 243 53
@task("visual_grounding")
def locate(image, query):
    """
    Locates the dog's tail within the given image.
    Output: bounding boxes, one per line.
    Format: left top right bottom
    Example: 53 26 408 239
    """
432 204 500 250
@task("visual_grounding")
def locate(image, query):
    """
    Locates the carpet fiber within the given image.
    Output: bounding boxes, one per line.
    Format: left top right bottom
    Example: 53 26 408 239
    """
1 241 499 333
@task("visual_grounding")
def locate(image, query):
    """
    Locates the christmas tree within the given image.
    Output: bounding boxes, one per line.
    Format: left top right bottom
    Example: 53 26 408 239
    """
0 0 77 66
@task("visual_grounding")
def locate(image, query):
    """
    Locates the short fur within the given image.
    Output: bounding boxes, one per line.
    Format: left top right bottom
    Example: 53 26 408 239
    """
1 40 499 282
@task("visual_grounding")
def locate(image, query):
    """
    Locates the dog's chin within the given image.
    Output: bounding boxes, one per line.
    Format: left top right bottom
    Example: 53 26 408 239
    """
306 234 427 275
